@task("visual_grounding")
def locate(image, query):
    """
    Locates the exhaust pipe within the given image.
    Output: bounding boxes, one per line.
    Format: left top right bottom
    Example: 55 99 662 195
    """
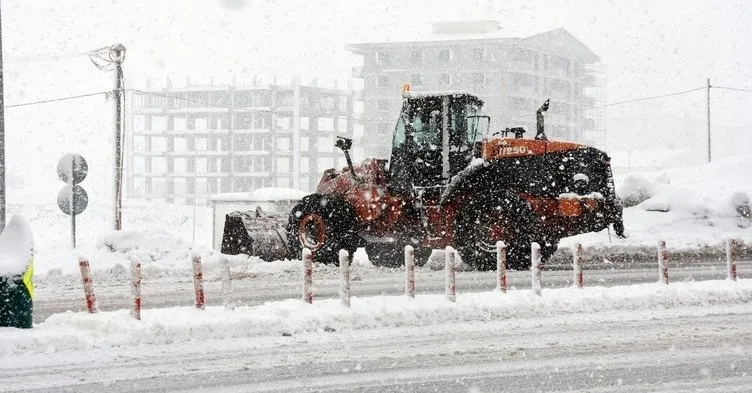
535 99 550 141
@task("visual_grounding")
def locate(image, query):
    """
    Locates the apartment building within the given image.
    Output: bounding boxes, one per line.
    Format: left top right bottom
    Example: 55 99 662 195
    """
347 21 606 158
128 78 354 203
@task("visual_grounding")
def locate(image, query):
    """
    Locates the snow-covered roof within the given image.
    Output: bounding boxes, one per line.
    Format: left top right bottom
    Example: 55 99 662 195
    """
348 27 598 63
210 187 309 203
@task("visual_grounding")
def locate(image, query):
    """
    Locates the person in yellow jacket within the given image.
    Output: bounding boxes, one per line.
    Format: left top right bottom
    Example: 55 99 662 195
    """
0 215 34 329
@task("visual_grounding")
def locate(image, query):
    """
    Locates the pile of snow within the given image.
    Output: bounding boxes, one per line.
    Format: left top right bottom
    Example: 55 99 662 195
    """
0 215 34 276
616 174 655 207
1 279 749 355
560 155 752 258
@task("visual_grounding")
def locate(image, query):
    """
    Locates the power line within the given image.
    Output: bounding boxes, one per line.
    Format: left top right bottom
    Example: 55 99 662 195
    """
713 86 752 94
5 91 110 108
6 51 91 64
584 87 705 111
539 86 706 117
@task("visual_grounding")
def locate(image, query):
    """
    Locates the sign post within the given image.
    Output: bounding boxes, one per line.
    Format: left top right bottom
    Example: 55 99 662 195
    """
57 154 89 248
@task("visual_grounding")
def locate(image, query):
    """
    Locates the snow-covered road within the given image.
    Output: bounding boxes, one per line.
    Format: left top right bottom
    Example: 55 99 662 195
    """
2 304 750 392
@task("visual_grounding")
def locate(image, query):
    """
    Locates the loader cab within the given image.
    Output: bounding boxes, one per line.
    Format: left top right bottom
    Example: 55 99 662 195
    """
388 91 486 195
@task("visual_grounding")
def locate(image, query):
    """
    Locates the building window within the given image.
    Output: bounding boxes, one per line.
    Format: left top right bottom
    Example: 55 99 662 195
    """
321 95 334 110
439 73 451 86
376 50 391 66
439 49 452 62
473 48 485 61
377 75 389 87
377 100 390 110
410 74 423 86
409 50 423 64
471 72 486 86
377 123 390 135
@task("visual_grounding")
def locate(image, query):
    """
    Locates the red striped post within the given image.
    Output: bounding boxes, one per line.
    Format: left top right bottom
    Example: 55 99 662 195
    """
130 255 142 320
339 250 351 308
531 242 542 296
573 243 583 289
404 245 415 298
658 240 669 285
496 241 507 293
78 257 98 313
445 246 456 302
302 248 313 304
191 252 205 310
727 239 737 281
220 255 235 311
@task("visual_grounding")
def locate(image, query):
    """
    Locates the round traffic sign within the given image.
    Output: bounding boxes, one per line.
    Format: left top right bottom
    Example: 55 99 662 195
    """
57 153 88 185
57 185 89 216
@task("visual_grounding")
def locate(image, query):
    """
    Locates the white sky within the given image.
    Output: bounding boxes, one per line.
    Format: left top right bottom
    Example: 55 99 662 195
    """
1 0 751 197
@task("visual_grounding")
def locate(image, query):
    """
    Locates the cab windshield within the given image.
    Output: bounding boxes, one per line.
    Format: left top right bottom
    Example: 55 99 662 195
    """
389 94 484 192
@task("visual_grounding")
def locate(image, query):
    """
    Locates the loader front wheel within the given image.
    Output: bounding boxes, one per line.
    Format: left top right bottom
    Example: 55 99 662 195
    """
288 195 358 265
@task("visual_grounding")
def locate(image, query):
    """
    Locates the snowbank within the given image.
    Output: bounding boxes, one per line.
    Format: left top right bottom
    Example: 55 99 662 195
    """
1 279 749 355
558 155 752 262
0 215 34 276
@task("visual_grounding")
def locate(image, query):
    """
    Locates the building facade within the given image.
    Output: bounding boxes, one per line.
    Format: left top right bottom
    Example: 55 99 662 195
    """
128 78 354 204
347 21 606 159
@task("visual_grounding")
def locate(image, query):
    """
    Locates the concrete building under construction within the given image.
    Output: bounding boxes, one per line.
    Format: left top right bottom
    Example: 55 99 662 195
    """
127 78 354 204
347 21 606 158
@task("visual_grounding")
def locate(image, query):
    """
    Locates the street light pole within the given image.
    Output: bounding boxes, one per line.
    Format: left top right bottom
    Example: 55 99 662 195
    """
706 77 711 163
0 2 6 231
111 45 126 230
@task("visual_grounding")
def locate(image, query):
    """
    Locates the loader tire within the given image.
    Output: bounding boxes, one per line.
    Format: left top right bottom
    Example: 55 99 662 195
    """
287 194 358 265
455 192 540 271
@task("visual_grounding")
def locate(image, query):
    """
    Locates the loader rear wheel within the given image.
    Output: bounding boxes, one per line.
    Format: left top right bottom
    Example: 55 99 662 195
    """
455 193 538 271
287 195 358 265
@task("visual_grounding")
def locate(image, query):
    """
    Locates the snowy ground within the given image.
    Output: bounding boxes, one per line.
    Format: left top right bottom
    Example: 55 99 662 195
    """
2 290 750 392
1 155 751 392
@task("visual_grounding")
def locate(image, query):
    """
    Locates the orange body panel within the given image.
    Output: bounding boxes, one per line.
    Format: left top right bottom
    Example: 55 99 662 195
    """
482 138 586 160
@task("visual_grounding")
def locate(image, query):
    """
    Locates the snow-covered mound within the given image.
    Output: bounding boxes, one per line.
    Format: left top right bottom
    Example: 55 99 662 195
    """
0 215 34 276
1 279 749 355
558 155 752 262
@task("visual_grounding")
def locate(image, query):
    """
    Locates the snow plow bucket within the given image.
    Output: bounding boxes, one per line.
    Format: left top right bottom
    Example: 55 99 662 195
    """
220 206 291 261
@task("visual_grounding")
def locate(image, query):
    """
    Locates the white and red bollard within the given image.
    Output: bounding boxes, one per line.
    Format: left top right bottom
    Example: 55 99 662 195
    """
130 255 142 320
405 245 416 298
220 255 235 311
339 250 351 308
531 242 542 296
191 252 205 310
573 243 584 289
727 239 737 281
302 248 313 304
78 257 99 313
658 240 669 285
445 246 456 302
496 241 507 293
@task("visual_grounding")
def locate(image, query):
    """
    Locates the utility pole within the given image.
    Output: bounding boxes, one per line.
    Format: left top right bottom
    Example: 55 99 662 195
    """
0 2 6 231
111 45 126 230
706 77 711 163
